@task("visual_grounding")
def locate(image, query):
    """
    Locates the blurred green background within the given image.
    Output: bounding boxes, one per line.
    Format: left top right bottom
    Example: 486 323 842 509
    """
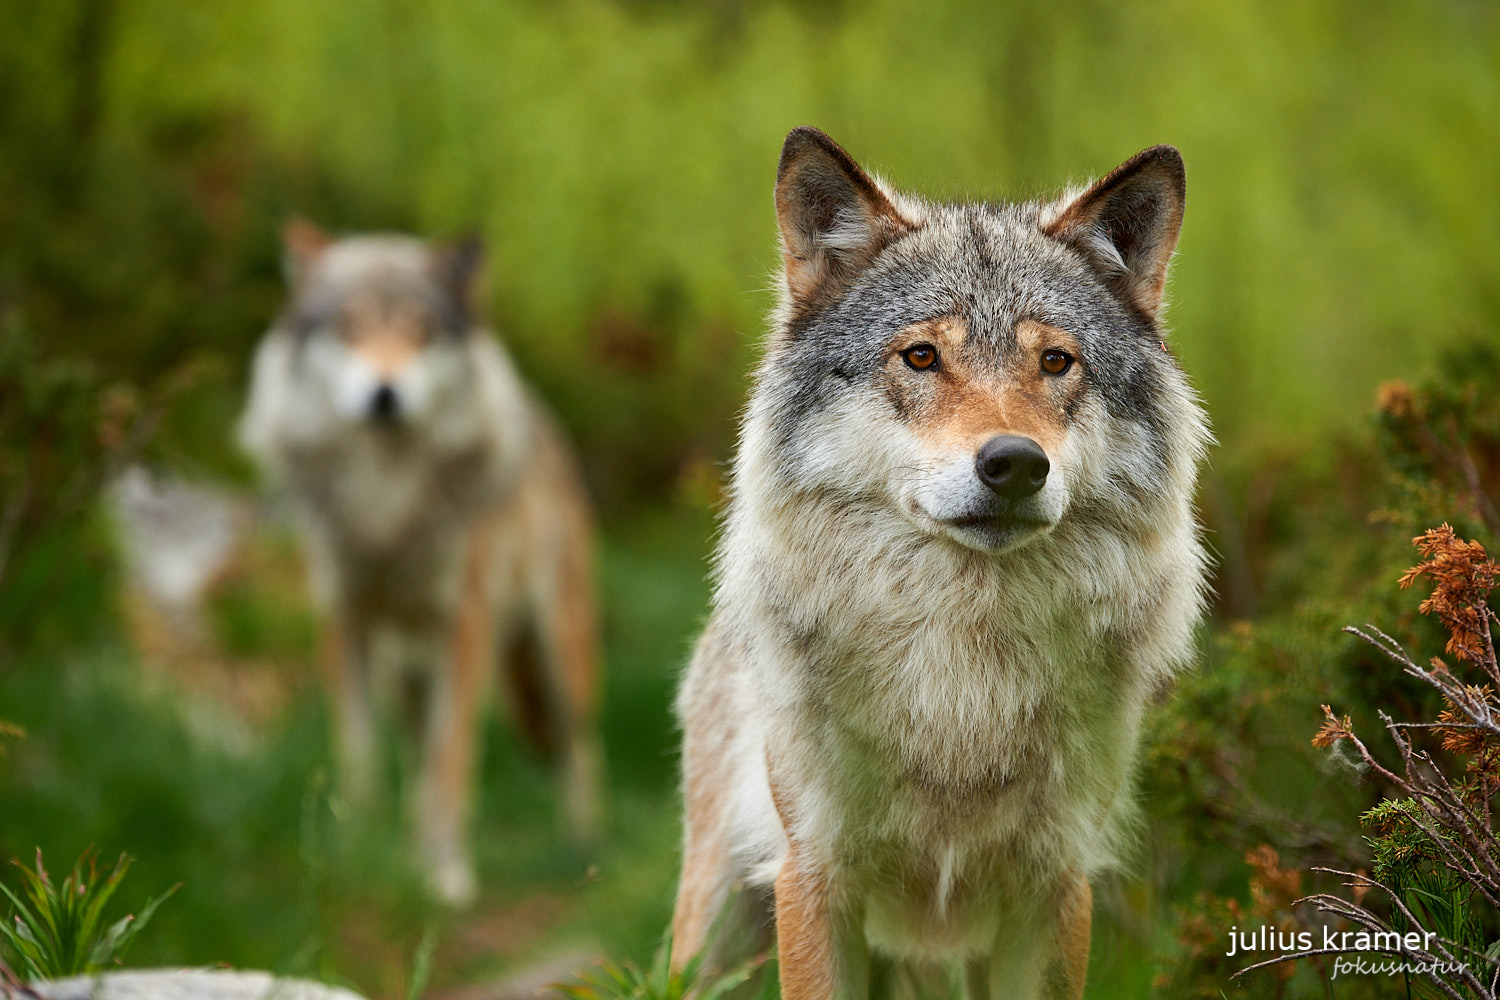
0 0 1497 997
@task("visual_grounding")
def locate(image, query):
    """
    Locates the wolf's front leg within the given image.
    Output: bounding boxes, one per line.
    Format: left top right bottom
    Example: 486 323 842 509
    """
532 557 602 844
413 546 495 906
980 873 1091 1000
774 851 868 1000
323 614 377 812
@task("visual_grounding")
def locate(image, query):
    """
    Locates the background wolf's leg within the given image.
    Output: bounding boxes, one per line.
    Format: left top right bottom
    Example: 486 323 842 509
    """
322 613 376 811
413 532 495 906
531 527 601 842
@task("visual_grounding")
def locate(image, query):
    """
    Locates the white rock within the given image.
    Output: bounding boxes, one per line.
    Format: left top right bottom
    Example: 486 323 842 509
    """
30 969 368 1000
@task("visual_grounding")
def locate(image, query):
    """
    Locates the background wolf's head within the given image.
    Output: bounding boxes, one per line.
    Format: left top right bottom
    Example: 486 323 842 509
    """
742 127 1209 555
276 222 485 431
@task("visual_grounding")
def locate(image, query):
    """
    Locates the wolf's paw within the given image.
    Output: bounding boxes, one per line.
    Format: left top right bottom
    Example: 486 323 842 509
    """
427 855 478 908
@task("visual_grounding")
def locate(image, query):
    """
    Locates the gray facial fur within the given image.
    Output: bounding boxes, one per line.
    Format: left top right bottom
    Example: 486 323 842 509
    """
284 235 481 339
759 196 1195 526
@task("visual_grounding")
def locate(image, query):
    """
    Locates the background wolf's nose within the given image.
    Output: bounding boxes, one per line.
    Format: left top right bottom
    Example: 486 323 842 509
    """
370 383 399 421
975 435 1049 499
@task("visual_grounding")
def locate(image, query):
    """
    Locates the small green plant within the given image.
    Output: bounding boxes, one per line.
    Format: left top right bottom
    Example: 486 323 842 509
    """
0 847 179 982
554 932 775 1000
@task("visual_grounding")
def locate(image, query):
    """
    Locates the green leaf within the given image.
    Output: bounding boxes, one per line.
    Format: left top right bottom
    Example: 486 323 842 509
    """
110 883 181 967
402 922 438 1000
74 853 132 970
647 932 672 990
0 881 42 946
87 914 135 969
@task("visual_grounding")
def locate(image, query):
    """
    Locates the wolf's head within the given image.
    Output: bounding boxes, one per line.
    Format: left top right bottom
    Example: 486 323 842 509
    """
744 127 1208 556
276 221 485 430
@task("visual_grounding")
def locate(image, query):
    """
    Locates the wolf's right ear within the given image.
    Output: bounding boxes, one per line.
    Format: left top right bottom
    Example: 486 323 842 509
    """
432 234 485 304
775 127 911 307
281 218 331 286
1043 146 1186 321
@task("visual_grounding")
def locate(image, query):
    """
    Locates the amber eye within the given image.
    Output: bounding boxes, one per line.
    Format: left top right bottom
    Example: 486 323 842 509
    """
902 344 939 371
1040 348 1074 375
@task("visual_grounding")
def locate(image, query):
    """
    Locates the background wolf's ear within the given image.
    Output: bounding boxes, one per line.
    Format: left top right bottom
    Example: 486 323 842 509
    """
775 126 910 307
1043 146 1186 321
281 217 331 286
431 233 485 306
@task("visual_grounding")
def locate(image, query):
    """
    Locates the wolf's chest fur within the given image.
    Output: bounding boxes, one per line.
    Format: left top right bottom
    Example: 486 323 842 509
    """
801 603 1085 800
293 432 493 550
276 424 517 629
743 501 1126 772
728 502 1150 937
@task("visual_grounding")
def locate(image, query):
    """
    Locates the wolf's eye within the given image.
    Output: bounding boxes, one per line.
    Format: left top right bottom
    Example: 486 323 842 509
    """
1040 349 1073 375
902 344 939 371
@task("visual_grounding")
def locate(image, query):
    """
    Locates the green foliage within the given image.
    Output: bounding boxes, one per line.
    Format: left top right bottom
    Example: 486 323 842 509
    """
0 522 711 996
0 321 120 653
554 932 774 1000
0 847 178 982
1363 798 1447 886
1373 341 1500 542
1363 798 1492 973
2 0 1497 512
1150 341 1499 997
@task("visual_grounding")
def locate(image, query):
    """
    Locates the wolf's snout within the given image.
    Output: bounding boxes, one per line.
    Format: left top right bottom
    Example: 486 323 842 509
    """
975 435 1049 499
370 383 400 421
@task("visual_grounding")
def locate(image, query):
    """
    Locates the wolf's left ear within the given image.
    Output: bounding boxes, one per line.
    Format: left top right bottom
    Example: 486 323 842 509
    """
1043 146 1185 321
432 234 485 304
281 217 331 286
776 126 911 306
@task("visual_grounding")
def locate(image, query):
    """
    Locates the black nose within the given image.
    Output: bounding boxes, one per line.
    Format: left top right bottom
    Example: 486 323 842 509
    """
975 435 1049 499
370 384 399 421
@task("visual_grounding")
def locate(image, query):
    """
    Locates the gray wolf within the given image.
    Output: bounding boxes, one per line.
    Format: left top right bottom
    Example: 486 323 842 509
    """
240 221 601 905
672 128 1208 997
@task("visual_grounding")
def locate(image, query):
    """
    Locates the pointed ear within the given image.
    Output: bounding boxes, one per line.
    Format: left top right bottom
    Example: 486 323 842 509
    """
775 127 911 306
281 217 331 286
431 233 485 304
1043 145 1186 321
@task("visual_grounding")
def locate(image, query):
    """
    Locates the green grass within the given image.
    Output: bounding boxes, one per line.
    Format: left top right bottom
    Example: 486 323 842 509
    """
0 509 718 997
3 0 1497 507
555 932 775 1000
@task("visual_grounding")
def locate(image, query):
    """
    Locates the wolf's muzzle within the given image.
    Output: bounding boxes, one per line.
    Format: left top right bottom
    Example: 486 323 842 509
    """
370 383 400 422
975 435 1049 499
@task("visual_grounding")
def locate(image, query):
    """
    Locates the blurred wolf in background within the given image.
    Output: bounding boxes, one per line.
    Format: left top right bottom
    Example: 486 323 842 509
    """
240 222 600 905
672 128 1209 997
